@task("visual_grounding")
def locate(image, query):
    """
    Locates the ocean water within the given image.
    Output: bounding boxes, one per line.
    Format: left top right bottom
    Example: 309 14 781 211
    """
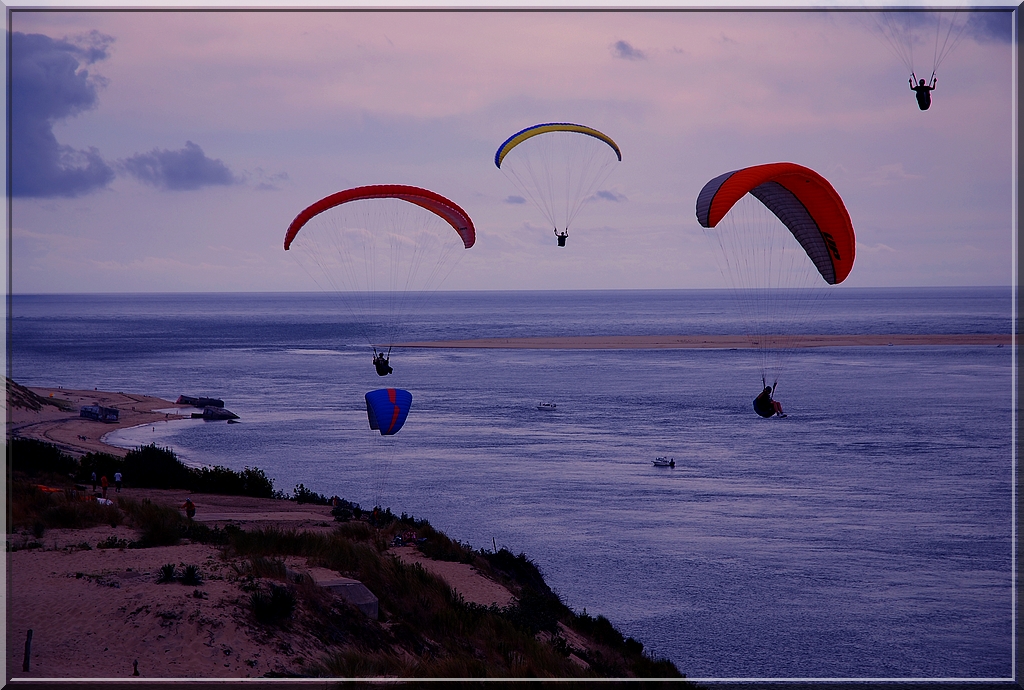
8 288 1014 680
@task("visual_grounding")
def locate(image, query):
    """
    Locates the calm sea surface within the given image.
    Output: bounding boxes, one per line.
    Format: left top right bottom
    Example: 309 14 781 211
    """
8 288 1014 679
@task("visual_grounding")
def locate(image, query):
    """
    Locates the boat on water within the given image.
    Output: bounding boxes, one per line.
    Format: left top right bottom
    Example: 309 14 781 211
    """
652 457 675 468
537 402 557 411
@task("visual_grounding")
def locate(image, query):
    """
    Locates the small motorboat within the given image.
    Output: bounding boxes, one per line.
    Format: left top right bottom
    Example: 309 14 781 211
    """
537 402 557 411
652 457 675 468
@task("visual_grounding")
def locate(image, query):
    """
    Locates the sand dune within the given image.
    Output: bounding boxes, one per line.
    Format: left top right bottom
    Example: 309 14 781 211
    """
6 488 515 680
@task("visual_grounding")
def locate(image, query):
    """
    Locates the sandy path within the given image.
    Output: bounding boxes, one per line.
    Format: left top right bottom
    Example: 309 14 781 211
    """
8 387 191 458
395 333 1011 349
390 546 514 608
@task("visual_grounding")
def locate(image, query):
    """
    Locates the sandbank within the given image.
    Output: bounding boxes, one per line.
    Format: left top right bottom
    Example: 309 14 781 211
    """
395 333 1011 350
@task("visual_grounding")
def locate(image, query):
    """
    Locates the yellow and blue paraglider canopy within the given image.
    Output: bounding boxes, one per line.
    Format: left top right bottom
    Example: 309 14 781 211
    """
494 123 621 168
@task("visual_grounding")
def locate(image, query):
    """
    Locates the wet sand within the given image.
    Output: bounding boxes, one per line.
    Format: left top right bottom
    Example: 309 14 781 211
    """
395 333 1012 349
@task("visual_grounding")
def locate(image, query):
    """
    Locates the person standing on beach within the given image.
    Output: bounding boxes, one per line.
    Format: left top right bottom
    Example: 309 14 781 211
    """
182 498 196 520
91 472 97 491
100 475 109 498
114 471 122 493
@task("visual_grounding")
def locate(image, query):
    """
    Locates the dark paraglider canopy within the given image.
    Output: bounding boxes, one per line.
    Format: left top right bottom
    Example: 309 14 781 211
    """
283 184 476 375
696 162 855 285
284 184 475 252
695 162 856 402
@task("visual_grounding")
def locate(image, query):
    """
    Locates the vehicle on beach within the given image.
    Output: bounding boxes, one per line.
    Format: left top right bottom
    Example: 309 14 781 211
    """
537 402 557 411
652 457 675 468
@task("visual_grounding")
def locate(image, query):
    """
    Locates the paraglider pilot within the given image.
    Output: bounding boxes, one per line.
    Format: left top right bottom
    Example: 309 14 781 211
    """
753 383 786 418
910 72 936 111
555 229 568 247
373 348 393 376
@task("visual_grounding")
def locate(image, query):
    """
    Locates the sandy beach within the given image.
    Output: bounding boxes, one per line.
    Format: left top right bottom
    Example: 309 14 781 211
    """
7 385 190 458
395 333 1012 350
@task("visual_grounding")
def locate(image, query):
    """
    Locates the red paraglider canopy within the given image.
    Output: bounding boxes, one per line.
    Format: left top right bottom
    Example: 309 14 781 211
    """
284 184 476 251
695 162 855 285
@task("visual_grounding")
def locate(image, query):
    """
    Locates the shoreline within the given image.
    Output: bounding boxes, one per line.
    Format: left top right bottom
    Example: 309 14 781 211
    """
394 333 1012 349
7 386 191 458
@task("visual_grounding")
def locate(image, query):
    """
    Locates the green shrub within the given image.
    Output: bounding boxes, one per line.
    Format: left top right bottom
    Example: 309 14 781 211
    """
483 548 551 593
41 501 123 530
77 452 124 484
193 465 278 498
251 583 295 623
415 524 475 563
292 484 330 505
9 438 79 477
314 650 411 677
122 444 191 489
157 564 177 583
118 497 182 547
97 535 128 549
181 564 203 585
248 556 287 580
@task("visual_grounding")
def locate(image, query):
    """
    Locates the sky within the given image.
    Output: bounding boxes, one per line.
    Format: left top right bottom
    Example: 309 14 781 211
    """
7 6 1016 293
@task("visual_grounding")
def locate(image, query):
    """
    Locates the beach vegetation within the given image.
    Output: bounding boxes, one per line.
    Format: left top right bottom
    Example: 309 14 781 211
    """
116 497 182 547
11 439 281 499
6 378 74 412
292 483 330 505
77 450 125 484
97 535 129 549
157 564 177 583
120 444 279 498
8 438 79 478
8 479 123 533
181 564 203 585
216 517 686 680
250 583 296 624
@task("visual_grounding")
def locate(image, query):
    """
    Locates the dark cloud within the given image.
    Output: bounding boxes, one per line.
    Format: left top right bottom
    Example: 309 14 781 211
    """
873 11 1011 44
611 40 646 61
11 31 116 197
120 141 237 191
967 11 1013 43
504 195 526 204
594 190 627 202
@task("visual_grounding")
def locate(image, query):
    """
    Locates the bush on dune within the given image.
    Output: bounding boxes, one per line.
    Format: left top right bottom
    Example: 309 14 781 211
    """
116 497 183 547
9 481 122 532
77 451 125 484
8 439 79 478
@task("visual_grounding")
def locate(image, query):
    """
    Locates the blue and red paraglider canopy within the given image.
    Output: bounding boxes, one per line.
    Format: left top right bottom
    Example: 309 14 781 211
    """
365 388 412 436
